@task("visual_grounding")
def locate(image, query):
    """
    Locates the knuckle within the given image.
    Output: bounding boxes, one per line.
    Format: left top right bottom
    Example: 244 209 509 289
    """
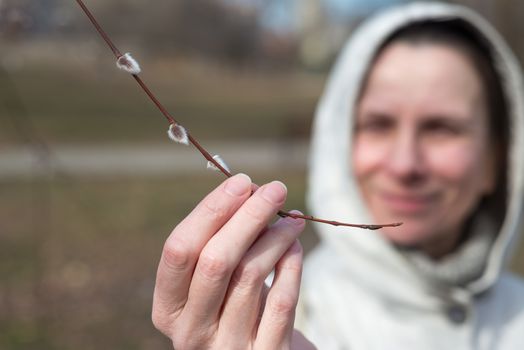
231 260 266 291
151 309 172 335
197 250 231 282
268 291 297 316
282 258 303 275
243 202 269 227
161 236 193 273
280 241 304 272
281 262 302 277
202 197 228 222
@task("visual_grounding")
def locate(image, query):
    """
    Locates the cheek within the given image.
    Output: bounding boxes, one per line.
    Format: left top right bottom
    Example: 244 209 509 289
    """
352 136 389 177
425 140 485 182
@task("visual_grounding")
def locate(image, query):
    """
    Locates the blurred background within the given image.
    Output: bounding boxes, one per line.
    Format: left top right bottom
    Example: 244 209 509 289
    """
1 0 523 348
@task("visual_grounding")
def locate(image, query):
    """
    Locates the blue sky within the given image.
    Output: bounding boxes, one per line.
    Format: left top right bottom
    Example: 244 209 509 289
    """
327 0 402 15
254 0 403 32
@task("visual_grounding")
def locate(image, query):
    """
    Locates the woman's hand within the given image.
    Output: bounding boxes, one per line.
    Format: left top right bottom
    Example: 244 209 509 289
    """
152 173 313 349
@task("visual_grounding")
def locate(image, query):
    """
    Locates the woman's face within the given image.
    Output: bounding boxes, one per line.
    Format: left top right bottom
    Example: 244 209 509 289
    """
353 42 495 258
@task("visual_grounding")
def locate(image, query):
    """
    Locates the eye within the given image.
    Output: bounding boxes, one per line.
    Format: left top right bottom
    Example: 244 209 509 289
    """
422 119 464 136
355 113 395 133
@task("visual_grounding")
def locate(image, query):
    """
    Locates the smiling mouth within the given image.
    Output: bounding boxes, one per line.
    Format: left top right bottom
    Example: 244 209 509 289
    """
379 191 437 214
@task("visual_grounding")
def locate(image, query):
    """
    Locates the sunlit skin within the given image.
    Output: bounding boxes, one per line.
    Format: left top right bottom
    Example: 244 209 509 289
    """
353 42 495 259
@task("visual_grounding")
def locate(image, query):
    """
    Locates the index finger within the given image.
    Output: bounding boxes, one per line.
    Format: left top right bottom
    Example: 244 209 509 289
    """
153 173 252 319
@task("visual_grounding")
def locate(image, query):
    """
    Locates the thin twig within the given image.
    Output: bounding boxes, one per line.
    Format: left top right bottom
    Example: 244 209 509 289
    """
74 0 401 230
75 0 121 58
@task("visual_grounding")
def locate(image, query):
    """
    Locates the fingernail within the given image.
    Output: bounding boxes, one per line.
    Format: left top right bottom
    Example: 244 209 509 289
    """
287 210 305 226
224 173 251 196
261 181 287 204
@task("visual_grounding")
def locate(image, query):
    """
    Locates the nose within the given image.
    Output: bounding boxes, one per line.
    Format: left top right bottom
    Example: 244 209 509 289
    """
385 129 425 181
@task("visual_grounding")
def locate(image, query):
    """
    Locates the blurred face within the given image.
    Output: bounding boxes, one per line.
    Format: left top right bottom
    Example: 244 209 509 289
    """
353 42 495 258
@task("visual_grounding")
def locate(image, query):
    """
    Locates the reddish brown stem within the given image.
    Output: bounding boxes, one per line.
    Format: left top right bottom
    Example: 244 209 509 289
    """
277 211 401 230
75 0 121 58
74 0 402 230
132 75 175 124
133 74 232 175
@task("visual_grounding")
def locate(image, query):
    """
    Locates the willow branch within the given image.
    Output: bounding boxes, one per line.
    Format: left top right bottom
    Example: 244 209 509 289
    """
74 0 401 230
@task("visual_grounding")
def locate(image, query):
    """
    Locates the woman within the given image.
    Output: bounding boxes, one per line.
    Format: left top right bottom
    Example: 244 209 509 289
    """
152 2 524 349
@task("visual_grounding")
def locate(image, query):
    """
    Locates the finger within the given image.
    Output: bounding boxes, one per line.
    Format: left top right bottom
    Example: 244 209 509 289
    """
217 212 305 346
291 329 317 350
152 173 252 328
182 181 287 330
256 240 303 350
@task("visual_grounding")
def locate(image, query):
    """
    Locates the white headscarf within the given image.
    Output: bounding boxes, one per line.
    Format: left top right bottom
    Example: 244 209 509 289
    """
299 2 524 346
307 0 524 297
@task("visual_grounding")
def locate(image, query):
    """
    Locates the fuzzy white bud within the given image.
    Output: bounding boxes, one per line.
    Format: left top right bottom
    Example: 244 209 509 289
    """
207 155 231 173
116 53 141 74
167 123 189 145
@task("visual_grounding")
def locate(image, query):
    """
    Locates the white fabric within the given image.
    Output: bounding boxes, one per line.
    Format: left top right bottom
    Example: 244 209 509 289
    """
296 2 524 349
